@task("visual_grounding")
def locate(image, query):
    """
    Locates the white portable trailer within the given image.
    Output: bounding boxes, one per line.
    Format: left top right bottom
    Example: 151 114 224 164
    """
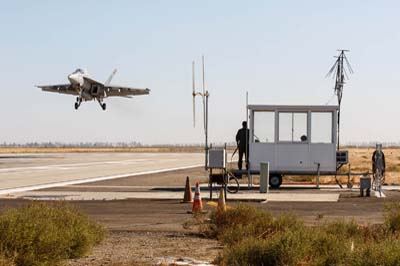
248 105 346 188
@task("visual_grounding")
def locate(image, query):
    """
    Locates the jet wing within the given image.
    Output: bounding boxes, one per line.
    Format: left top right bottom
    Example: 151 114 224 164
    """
83 76 103 85
104 86 150 97
37 84 79 96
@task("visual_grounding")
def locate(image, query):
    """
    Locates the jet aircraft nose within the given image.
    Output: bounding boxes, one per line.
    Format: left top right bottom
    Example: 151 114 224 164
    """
68 73 79 85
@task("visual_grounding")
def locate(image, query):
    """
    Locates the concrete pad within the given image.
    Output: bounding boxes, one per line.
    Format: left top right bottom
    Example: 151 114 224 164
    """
3 190 340 202
374 190 386 198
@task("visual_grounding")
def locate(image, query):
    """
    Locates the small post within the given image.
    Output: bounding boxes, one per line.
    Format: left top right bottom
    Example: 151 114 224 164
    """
347 164 353 188
316 163 320 189
260 162 269 193
246 91 252 188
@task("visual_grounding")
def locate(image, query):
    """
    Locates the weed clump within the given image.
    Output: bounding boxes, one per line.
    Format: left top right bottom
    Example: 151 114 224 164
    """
384 202 400 234
0 202 105 266
205 204 400 266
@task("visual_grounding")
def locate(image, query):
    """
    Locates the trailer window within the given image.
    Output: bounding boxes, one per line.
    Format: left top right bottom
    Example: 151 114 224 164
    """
253 111 274 143
311 112 332 143
279 112 307 142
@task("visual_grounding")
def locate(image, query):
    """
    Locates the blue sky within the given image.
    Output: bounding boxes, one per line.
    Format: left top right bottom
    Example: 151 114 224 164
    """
1 0 400 144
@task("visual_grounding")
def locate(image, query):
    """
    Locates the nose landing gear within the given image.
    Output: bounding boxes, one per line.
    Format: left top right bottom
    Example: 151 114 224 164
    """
74 97 82 110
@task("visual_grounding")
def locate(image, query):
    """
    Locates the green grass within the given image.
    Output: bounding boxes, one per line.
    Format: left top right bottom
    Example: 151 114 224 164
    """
0 202 105 266
203 204 400 266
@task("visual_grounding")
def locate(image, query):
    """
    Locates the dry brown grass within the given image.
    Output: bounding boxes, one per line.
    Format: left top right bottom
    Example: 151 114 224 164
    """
333 147 400 185
280 147 400 185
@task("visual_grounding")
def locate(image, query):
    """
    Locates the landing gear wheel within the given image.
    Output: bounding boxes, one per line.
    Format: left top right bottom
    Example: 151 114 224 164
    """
269 175 282 189
101 103 106 111
74 102 79 110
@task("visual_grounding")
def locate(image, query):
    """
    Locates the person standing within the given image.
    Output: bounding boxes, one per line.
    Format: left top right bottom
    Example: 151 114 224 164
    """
372 143 386 184
236 121 250 170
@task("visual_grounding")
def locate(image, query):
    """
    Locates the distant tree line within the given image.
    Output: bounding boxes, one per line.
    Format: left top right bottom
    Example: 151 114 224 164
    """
0 142 237 148
2 141 397 148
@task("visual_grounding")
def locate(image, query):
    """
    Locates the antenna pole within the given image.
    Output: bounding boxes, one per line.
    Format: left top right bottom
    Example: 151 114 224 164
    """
192 55 210 170
326 50 353 151
205 90 209 171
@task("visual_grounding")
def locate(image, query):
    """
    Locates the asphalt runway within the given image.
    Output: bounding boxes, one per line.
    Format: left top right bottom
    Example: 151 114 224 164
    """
0 153 204 194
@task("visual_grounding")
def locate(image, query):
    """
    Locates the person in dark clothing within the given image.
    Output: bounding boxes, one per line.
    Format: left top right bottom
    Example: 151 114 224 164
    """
236 121 250 170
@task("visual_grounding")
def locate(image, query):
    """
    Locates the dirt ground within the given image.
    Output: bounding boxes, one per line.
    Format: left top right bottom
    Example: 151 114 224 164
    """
1 191 397 266
0 147 399 265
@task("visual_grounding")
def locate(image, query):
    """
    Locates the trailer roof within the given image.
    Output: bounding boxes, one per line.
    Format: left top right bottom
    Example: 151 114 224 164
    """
247 105 339 112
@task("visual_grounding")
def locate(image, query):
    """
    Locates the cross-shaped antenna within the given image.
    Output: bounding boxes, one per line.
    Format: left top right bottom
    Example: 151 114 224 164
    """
326 49 353 150
326 50 354 105
192 55 210 170
192 55 209 130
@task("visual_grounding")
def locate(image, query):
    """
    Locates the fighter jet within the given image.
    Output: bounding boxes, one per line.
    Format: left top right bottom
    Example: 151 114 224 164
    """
37 68 150 110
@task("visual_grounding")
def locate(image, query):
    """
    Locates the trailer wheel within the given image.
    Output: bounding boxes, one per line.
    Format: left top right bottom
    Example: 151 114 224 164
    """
269 175 282 189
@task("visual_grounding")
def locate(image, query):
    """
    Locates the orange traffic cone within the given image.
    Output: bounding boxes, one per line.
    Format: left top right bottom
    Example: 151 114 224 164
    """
182 176 193 203
192 182 203 213
217 188 226 212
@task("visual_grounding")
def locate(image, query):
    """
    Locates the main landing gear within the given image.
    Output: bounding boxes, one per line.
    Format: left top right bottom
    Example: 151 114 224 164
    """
97 98 106 111
74 97 107 111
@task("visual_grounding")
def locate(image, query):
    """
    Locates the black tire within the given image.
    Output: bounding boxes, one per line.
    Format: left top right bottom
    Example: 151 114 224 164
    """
227 176 239 194
102 103 106 110
269 175 282 189
74 102 79 110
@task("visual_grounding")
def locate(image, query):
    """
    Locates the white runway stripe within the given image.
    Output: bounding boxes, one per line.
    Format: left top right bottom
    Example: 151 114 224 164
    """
0 159 149 173
0 164 203 196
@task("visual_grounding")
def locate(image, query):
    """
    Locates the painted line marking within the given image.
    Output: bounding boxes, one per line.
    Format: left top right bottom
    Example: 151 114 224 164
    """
374 190 386 198
0 159 149 173
0 164 203 195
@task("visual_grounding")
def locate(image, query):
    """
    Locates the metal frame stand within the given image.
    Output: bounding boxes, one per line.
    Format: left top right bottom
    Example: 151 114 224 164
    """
208 144 228 200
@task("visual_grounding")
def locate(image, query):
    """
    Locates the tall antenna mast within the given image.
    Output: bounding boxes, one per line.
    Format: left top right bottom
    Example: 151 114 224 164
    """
326 49 353 150
192 55 210 170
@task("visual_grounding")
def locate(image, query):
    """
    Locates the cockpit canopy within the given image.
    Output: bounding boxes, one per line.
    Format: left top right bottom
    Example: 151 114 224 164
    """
72 68 85 74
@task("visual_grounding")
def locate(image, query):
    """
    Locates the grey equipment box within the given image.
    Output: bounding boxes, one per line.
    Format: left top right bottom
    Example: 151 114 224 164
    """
336 150 349 164
208 149 226 169
360 177 371 197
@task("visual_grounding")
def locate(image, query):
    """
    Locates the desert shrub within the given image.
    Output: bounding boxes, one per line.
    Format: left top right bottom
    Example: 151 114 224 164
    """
222 230 311 266
202 204 273 239
308 229 352 266
384 202 400 234
323 219 360 239
203 204 303 244
0 202 105 266
0 250 15 266
350 239 400 266
212 204 400 266
221 227 354 266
